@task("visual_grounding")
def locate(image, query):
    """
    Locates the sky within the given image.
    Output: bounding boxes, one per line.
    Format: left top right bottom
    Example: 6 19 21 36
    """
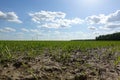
0 0 120 40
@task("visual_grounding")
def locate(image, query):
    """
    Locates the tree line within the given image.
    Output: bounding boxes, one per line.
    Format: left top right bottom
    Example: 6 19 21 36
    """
96 32 120 40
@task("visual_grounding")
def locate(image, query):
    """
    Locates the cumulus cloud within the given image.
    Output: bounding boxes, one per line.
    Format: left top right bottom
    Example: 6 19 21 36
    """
86 10 120 31
86 14 107 24
0 11 6 18
86 15 100 24
41 18 83 28
41 23 60 28
107 10 120 22
29 11 66 23
86 10 120 25
29 11 83 28
53 18 83 27
0 11 22 23
0 27 16 32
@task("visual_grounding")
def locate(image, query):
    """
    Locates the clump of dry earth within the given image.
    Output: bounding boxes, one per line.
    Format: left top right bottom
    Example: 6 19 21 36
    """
0 48 120 80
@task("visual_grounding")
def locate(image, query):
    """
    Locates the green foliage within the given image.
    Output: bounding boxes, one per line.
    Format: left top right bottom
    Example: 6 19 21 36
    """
96 32 120 40
0 45 13 62
114 56 120 65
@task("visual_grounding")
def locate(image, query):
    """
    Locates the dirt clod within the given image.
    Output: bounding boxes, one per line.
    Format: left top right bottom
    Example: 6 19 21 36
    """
13 61 23 68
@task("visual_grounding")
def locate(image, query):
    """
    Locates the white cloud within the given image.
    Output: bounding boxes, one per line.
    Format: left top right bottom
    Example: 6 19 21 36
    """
0 11 6 18
86 10 120 31
86 10 120 25
107 10 120 22
0 11 22 23
29 11 66 23
0 27 16 32
86 15 100 24
53 19 73 28
29 11 83 28
71 18 84 24
40 18 83 28
21 28 29 32
86 14 107 24
42 23 60 28
54 18 83 27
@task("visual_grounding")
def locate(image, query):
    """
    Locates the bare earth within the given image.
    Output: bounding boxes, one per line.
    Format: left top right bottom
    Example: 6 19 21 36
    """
0 48 120 80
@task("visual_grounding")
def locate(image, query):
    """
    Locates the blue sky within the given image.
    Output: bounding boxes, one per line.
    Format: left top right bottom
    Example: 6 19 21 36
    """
0 0 120 40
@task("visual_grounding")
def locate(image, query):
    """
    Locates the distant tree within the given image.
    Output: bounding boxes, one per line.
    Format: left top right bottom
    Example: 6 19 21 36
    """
96 32 120 40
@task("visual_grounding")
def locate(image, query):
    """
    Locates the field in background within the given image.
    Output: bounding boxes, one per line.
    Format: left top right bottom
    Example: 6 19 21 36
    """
1 41 120 58
1 40 120 54
0 41 120 61
0 41 120 80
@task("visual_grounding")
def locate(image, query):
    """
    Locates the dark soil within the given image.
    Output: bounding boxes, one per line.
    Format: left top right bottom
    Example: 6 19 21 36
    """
0 48 120 80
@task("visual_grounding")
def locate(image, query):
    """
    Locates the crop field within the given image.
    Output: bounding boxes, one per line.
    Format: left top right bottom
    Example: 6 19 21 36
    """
0 41 120 80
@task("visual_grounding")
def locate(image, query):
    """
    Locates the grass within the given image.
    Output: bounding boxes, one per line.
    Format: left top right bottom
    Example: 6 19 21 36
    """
0 41 120 62
114 56 120 65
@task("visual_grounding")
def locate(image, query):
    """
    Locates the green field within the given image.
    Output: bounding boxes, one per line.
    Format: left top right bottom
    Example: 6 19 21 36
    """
0 41 120 80
1 41 120 53
0 41 120 60
0 41 120 62
0 41 120 66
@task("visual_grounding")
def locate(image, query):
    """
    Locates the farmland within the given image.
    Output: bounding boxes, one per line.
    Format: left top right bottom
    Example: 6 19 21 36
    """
0 41 120 80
